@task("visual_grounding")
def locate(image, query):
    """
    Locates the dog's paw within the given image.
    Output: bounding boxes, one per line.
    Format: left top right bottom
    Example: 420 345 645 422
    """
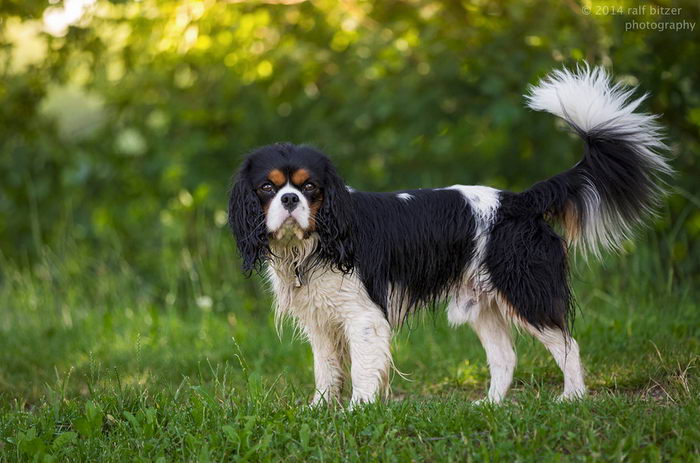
472 397 503 406
347 394 380 411
556 389 586 402
309 393 338 409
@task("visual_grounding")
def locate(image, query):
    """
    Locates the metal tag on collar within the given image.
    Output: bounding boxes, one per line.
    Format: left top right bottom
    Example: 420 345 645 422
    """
294 267 303 287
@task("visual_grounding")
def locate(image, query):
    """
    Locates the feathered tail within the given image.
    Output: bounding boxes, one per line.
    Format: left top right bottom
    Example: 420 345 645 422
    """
522 65 672 256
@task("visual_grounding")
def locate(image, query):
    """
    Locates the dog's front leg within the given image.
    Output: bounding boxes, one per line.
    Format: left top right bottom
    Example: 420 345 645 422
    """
306 321 346 406
343 307 392 406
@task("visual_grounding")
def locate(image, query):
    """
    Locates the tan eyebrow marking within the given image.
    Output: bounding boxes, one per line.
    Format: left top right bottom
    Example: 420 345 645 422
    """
291 168 310 185
268 169 286 187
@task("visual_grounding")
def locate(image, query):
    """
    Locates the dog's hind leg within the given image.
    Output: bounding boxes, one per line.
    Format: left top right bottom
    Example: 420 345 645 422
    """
519 322 586 400
467 299 517 403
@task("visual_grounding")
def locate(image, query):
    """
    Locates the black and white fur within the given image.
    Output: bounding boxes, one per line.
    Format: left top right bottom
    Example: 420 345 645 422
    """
228 66 671 405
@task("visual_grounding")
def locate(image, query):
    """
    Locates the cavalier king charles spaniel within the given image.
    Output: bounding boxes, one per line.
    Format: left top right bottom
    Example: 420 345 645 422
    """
228 66 670 406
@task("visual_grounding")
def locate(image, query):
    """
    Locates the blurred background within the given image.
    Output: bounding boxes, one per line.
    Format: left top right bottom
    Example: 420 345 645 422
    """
0 0 698 399
2 0 699 273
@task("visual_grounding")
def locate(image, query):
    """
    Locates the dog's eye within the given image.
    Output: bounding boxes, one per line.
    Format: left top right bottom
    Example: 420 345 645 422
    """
260 183 274 193
302 182 316 192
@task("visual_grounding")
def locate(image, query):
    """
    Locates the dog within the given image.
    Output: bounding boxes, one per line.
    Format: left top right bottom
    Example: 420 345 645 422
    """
228 66 670 406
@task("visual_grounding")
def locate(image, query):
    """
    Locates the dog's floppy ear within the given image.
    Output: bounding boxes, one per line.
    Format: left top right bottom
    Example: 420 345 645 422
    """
316 161 355 273
228 162 268 274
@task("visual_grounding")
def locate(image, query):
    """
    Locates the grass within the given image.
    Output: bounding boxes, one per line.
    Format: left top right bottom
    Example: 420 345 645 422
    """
0 231 699 461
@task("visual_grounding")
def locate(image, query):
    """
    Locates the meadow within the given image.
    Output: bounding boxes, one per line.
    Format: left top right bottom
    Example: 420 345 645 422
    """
2 0 699 460
1 228 698 461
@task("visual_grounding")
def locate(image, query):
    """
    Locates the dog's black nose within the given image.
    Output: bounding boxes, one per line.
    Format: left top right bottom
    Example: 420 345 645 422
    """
281 192 300 211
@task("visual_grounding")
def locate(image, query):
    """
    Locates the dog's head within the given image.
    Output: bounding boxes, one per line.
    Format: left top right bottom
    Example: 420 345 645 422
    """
228 143 354 274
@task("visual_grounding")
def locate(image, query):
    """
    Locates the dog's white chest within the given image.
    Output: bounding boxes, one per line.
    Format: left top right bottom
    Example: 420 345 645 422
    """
268 263 367 321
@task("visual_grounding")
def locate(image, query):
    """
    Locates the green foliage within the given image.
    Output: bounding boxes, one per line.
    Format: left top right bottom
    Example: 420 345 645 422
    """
0 3 699 458
0 0 699 280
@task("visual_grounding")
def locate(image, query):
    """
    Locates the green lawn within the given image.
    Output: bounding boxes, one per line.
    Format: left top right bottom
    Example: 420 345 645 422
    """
1 238 699 461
